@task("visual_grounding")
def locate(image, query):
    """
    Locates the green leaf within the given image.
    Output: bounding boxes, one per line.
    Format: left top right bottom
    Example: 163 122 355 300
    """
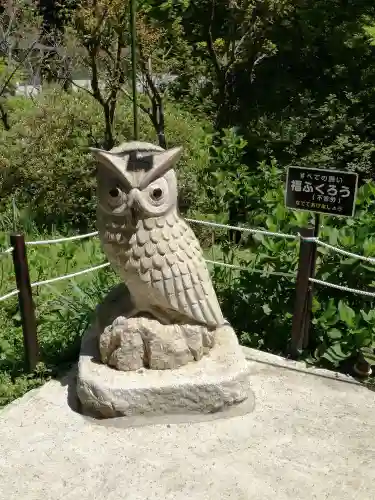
0 339 11 353
327 328 342 340
340 258 358 266
360 347 375 365
360 264 375 272
338 300 355 327
322 343 350 366
312 297 321 313
262 304 272 315
318 298 337 323
12 312 21 323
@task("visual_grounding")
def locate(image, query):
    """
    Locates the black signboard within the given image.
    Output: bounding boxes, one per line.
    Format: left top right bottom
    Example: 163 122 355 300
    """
285 166 358 217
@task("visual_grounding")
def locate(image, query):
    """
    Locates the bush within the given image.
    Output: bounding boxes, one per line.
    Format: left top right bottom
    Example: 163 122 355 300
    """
193 130 375 368
0 88 210 231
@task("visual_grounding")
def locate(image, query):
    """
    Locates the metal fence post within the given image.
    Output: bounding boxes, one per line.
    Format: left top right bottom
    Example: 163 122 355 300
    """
10 233 39 371
290 227 316 357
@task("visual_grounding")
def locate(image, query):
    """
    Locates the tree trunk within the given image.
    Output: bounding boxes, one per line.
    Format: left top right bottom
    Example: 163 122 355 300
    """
149 95 167 149
155 100 166 148
103 104 115 150
0 102 10 131
157 125 167 148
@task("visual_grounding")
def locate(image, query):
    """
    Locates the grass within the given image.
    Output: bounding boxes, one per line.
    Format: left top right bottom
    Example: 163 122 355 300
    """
0 222 122 407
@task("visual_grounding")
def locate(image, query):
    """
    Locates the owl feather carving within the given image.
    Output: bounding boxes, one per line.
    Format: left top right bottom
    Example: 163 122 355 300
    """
91 141 225 329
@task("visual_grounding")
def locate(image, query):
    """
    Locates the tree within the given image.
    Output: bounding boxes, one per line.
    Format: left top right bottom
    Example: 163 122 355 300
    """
0 0 43 129
235 0 375 175
149 0 375 176
53 0 189 149
146 0 295 130
148 0 375 239
55 0 131 149
130 11 180 148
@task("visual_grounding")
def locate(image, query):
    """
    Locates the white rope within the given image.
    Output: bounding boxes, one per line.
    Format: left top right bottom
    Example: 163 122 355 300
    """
187 217 375 265
310 277 375 298
0 246 13 256
205 259 296 278
30 262 110 287
0 289 18 302
186 218 297 240
0 253 374 304
315 240 375 264
26 231 99 246
13 218 375 269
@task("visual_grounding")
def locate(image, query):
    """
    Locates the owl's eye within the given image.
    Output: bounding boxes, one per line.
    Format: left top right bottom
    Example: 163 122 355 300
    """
107 185 126 209
109 187 120 198
151 188 163 200
146 179 168 207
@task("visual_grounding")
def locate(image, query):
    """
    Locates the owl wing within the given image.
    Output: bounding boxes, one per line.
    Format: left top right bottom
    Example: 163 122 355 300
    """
134 214 225 328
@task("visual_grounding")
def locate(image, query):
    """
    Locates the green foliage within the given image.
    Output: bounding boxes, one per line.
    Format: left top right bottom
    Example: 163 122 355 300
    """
189 130 375 366
3 0 375 405
0 89 210 230
154 0 375 177
0 58 25 95
0 90 211 405
0 218 118 407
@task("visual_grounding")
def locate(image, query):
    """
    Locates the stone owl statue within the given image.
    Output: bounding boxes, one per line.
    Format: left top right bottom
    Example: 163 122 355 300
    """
91 141 225 330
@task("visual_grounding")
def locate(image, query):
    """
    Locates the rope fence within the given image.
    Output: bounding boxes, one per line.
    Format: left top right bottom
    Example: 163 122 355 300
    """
30 262 110 288
1 218 374 303
2 217 374 265
187 218 375 262
0 259 294 304
314 239 375 265
0 246 13 256
309 278 375 298
0 289 19 303
1 217 374 368
185 218 297 241
25 231 99 246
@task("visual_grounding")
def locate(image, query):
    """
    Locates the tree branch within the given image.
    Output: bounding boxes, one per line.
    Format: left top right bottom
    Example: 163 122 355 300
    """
250 52 269 83
89 47 105 106
0 38 39 97
205 0 224 85
121 86 150 115
105 32 124 108
54 74 97 98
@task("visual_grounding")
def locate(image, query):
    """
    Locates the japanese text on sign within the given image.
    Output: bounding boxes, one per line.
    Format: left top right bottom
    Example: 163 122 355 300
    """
285 167 358 217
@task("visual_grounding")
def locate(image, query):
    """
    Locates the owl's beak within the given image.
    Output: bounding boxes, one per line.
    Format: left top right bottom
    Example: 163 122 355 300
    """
127 189 141 224
127 188 140 209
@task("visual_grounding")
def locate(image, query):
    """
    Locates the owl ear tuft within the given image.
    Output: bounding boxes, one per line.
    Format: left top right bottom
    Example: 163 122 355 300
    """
139 147 182 189
90 147 129 177
89 147 112 162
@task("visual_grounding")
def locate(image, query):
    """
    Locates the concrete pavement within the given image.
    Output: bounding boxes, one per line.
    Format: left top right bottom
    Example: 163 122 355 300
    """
0 348 374 500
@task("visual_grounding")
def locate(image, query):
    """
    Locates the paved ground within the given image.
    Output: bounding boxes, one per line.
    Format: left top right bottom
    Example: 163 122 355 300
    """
1 348 374 500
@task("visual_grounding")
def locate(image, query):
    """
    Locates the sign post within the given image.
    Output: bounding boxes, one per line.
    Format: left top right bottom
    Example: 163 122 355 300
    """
286 166 358 356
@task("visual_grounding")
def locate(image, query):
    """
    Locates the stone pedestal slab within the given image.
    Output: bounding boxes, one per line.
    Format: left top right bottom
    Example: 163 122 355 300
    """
77 322 252 418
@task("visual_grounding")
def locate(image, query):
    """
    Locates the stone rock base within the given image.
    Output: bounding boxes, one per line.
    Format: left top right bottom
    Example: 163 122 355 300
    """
77 322 252 419
100 316 216 371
